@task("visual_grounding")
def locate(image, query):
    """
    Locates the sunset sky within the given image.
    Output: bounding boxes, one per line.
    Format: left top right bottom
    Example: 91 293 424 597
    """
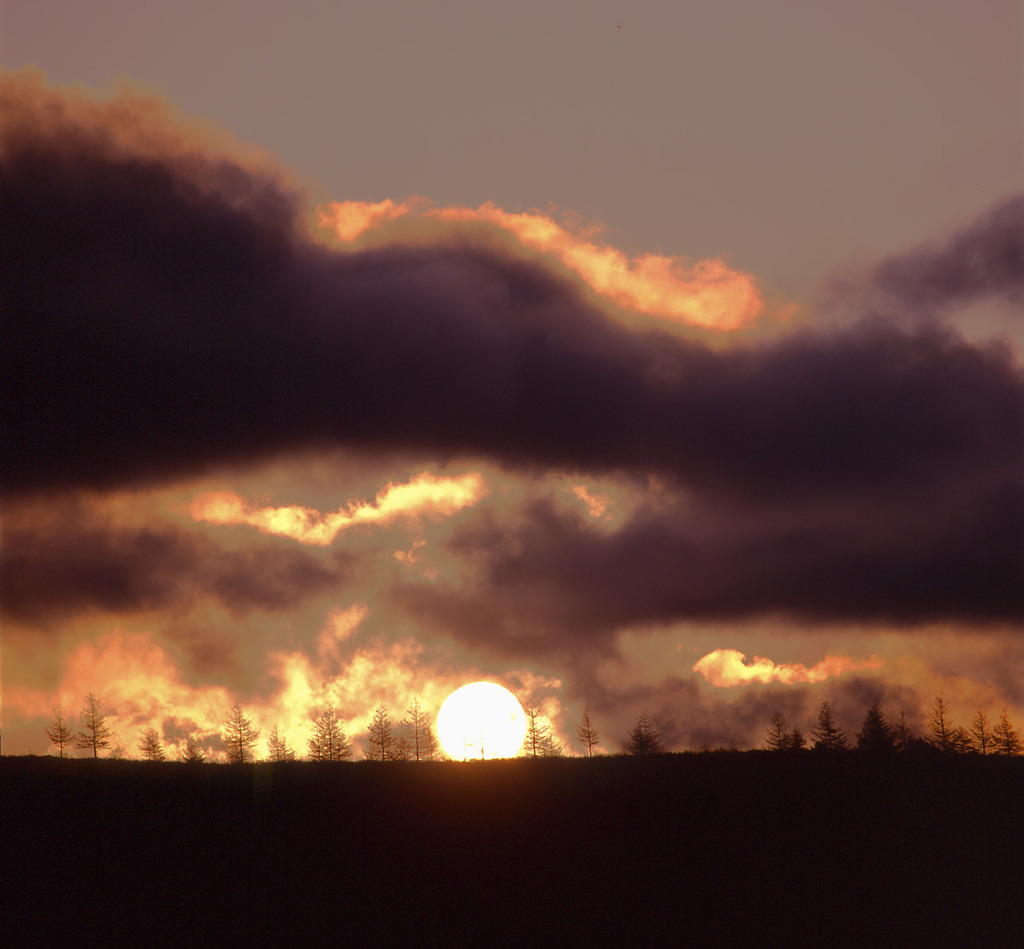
2 0 1021 759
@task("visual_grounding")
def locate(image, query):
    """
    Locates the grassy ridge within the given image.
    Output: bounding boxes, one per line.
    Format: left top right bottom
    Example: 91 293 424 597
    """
3 752 1021 946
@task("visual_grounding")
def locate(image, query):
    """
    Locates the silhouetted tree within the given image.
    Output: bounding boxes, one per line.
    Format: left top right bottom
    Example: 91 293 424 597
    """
181 736 206 762
811 702 847 751
951 726 974 754
786 728 807 750
45 702 76 758
366 704 398 761
308 706 351 761
891 711 914 752
267 723 296 761
222 701 260 763
624 710 664 755
76 693 112 758
971 708 993 755
401 698 438 761
522 703 562 757
927 693 955 752
576 704 600 757
764 711 790 751
138 726 166 761
992 709 1023 756
856 702 895 753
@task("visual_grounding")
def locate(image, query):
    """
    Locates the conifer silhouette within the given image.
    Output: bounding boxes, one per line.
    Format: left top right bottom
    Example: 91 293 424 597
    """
221 701 260 763
624 710 664 755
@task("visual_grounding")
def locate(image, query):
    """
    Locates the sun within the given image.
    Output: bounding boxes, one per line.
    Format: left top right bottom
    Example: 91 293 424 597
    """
436 682 528 760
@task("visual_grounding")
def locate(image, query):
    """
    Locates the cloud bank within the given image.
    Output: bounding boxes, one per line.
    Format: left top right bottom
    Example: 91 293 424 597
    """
2 72 1021 757
3 72 1020 513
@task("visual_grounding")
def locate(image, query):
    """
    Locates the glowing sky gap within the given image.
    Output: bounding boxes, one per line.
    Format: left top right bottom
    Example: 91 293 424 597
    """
191 471 487 544
693 648 883 688
319 199 765 330
570 484 613 519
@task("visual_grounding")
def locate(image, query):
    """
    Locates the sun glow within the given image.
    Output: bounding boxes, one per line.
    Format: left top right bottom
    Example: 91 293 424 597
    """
436 682 527 760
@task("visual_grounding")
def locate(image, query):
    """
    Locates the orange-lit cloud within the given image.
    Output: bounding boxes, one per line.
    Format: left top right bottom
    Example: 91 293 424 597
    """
6 630 235 760
693 648 883 687
324 197 425 240
191 470 486 544
320 199 764 330
570 484 613 519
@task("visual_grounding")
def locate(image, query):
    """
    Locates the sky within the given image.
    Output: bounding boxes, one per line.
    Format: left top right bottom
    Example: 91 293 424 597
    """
2 0 1022 759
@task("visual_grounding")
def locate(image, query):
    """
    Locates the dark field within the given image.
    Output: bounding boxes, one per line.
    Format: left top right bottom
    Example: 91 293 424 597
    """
3 752 1021 947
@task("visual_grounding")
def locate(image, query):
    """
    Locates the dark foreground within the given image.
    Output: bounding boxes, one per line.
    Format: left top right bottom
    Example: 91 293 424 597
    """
3 752 1021 947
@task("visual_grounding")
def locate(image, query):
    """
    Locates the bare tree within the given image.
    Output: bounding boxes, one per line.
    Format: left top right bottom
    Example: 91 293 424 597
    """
392 734 411 760
221 701 260 764
45 702 76 758
971 708 993 755
856 702 895 753
624 710 664 755
138 726 166 761
927 693 955 752
308 706 352 761
892 711 914 752
401 698 438 761
811 702 848 751
992 709 1023 756
76 693 112 758
181 735 206 763
764 711 790 751
267 723 296 762
951 726 974 754
523 702 562 757
366 703 398 761
576 704 600 757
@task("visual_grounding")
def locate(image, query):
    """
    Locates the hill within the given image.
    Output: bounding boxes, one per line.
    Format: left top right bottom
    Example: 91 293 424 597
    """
2 752 1021 946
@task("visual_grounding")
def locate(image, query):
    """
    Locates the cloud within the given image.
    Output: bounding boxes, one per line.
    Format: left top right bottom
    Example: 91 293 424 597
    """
2 72 1021 520
1 502 351 624
191 471 487 544
569 484 613 519
393 476 1022 661
821 193 1024 321
321 198 765 330
692 648 882 687
5 630 236 759
569 666 936 753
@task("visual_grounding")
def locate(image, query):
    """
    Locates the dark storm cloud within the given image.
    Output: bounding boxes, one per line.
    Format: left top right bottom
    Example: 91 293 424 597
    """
394 465 1023 658
866 194 1024 311
1 506 351 624
821 193 1024 320
389 485 1015 655
3 74 1021 514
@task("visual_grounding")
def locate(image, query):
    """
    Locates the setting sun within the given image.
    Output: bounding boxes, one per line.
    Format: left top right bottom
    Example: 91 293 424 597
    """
436 682 527 760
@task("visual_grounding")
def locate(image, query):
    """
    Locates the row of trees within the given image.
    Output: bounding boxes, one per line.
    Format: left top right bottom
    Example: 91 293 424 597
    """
765 697 1023 755
216 699 442 764
42 695 440 763
42 693 1024 761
